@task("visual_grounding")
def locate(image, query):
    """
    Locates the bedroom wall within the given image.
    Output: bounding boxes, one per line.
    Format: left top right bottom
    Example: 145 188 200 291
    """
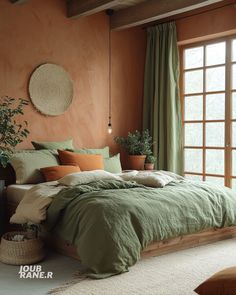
0 0 146 154
176 4 236 44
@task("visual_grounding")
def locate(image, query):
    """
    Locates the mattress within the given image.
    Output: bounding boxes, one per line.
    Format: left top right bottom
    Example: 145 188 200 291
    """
6 184 34 205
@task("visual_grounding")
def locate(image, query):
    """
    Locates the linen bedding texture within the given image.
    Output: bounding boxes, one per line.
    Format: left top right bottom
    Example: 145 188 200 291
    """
10 171 123 224
10 171 236 279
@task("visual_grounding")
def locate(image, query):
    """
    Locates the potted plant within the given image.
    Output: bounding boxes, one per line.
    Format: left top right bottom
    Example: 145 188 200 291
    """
114 130 154 170
0 96 29 168
145 155 156 171
22 223 40 239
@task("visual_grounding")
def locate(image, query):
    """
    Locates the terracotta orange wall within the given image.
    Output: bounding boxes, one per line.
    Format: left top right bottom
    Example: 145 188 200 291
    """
0 0 146 154
176 4 236 43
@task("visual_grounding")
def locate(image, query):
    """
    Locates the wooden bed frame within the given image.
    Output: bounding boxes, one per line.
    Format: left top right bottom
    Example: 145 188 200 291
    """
2 164 236 260
41 226 236 260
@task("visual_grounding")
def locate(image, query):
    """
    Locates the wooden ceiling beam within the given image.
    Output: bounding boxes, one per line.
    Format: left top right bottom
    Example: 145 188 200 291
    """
110 0 225 30
67 0 119 19
10 0 28 4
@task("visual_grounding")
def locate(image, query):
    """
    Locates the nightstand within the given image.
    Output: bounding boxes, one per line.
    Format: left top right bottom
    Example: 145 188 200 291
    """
0 180 5 237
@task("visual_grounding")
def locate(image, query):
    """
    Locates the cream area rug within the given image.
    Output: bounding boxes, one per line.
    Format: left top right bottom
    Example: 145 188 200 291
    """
50 238 236 295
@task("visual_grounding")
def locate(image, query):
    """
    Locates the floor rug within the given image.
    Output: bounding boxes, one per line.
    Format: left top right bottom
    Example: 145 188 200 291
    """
49 238 236 295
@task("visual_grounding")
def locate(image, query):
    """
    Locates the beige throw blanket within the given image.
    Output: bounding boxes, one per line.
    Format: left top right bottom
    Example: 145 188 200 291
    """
10 181 64 224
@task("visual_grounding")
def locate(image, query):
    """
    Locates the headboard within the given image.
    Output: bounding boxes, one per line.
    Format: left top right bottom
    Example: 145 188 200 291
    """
0 165 16 186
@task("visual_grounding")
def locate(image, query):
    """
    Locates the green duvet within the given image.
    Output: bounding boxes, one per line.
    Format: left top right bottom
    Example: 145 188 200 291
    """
45 179 236 278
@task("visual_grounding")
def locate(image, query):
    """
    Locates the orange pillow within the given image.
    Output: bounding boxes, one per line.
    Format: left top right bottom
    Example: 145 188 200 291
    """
40 165 81 182
58 150 104 171
195 267 236 295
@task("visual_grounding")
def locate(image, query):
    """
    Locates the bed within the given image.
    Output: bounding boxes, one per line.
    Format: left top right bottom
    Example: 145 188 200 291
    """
3 166 236 278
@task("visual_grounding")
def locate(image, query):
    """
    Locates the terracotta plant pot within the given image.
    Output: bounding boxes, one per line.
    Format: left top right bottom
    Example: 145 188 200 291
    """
145 163 154 171
128 155 146 170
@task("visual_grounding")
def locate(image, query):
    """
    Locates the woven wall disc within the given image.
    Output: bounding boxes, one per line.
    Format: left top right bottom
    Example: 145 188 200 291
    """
29 63 73 116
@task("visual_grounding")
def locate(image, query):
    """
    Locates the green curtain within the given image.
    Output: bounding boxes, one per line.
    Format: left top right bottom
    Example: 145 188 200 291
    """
143 22 183 175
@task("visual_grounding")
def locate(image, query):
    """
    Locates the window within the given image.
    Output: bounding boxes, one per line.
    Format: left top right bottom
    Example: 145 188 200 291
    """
182 36 236 190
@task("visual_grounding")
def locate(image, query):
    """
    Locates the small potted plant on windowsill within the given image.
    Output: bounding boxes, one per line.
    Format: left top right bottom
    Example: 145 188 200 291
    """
145 155 156 171
114 130 154 170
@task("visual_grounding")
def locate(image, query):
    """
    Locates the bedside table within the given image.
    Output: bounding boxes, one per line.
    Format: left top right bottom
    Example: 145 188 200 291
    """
0 180 5 237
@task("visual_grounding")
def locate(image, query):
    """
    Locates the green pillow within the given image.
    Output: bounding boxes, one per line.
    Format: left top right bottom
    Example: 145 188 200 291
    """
10 150 59 184
73 146 110 158
103 154 122 174
32 139 74 150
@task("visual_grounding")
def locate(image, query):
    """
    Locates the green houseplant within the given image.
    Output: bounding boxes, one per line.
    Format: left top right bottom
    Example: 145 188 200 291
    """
0 96 29 168
114 130 154 170
145 154 156 171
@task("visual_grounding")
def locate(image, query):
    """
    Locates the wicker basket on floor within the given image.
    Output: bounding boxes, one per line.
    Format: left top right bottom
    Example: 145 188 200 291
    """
0 231 45 265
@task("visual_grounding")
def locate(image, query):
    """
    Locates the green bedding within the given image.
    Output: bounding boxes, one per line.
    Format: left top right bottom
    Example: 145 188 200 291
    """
45 179 236 278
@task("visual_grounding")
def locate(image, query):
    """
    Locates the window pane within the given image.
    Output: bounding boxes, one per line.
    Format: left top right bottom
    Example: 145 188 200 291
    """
233 93 236 119
205 149 224 175
232 64 236 90
205 176 225 186
232 39 236 62
185 123 203 146
205 93 225 120
232 150 236 176
185 70 203 94
184 96 203 121
232 122 236 147
185 174 203 181
185 149 202 173
205 122 224 147
206 42 225 66
206 66 225 92
185 47 204 69
232 179 236 191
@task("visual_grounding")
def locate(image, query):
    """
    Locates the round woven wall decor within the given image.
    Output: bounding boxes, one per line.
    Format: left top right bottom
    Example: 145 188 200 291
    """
29 63 73 116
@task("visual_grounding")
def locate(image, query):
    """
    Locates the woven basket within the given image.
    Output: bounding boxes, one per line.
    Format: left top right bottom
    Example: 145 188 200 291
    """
0 232 45 265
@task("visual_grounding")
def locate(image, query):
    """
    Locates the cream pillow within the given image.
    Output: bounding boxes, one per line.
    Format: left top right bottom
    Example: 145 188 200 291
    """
132 171 173 187
120 171 177 188
58 170 122 186
119 170 139 180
